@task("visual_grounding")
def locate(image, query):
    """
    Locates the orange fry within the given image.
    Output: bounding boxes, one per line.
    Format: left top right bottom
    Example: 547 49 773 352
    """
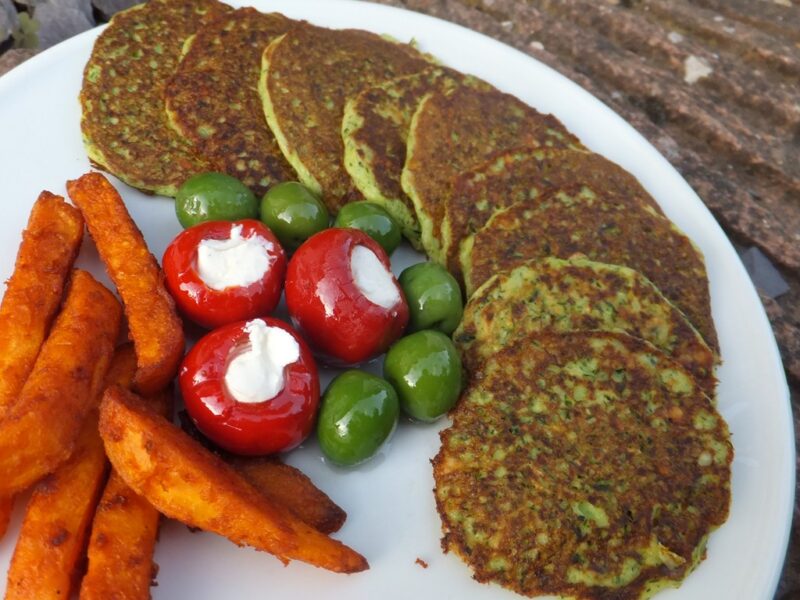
4 413 109 600
67 172 184 394
0 191 83 414
232 457 346 535
100 387 368 574
80 386 171 600
0 270 121 496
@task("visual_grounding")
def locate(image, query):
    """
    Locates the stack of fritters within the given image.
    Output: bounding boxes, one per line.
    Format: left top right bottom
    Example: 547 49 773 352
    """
78 2 729 597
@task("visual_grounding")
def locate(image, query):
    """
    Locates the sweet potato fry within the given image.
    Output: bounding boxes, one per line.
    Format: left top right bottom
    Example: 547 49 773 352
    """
67 172 184 394
0 191 83 414
4 412 109 600
0 270 121 496
80 386 171 600
99 387 368 574
231 457 346 535
0 495 12 540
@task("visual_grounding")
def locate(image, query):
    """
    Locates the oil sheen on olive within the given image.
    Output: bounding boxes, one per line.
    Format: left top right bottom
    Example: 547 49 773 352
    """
175 172 259 228
398 262 464 334
383 330 463 422
316 370 399 466
260 181 329 250
333 201 402 255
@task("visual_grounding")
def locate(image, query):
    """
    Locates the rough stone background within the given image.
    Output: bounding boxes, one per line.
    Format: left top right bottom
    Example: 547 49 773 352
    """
0 0 797 597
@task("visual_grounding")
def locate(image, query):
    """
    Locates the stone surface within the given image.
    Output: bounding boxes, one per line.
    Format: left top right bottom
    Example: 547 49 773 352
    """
33 0 94 50
0 48 38 77
0 0 17 45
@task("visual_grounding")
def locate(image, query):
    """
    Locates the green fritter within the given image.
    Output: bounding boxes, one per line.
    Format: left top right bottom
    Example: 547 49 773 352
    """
463 184 719 354
259 23 430 213
164 8 296 198
454 256 716 397
342 67 486 248
434 331 732 600
442 147 665 280
401 85 582 264
80 0 231 196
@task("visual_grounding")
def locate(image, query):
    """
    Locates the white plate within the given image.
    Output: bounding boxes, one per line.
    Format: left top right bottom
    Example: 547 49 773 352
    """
0 1 793 598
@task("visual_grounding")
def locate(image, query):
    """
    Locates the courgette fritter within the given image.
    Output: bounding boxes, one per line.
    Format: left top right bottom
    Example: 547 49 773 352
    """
80 0 231 196
164 8 296 197
454 256 716 397
259 23 430 212
401 85 582 264
434 331 732 599
463 184 718 353
442 147 665 280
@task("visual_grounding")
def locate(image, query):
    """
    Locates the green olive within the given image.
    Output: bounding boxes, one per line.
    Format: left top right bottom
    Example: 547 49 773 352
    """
175 172 258 228
260 182 329 250
383 330 463 422
398 262 464 335
317 370 399 466
333 202 401 255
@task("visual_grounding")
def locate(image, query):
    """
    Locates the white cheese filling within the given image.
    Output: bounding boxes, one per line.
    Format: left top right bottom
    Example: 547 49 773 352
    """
196 224 274 291
224 319 300 404
350 245 400 310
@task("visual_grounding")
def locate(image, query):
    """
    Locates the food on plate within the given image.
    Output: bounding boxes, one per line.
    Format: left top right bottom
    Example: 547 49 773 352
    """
317 370 399 466
383 330 462 422
175 172 260 229
285 228 408 366
0 191 83 414
4 413 108 600
179 317 319 455
463 183 718 352
0 269 121 497
398 261 463 335
260 181 330 250
5 327 134 600
80 385 171 600
455 256 716 395
67 172 185 394
342 67 482 247
79 0 231 196
434 331 732 599
230 457 346 534
333 201 402 255
99 385 369 573
442 146 667 281
163 220 287 328
401 84 582 263
259 22 430 211
165 8 295 197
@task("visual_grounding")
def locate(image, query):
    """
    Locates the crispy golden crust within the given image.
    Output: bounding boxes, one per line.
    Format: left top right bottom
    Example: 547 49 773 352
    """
165 8 296 197
261 23 430 212
342 67 477 245
434 331 732 599
443 147 665 280
0 270 121 497
80 385 171 600
401 85 582 263
455 257 716 397
67 172 184 395
0 191 83 415
230 457 347 535
79 0 230 195
99 386 368 573
4 413 109 600
464 184 718 353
